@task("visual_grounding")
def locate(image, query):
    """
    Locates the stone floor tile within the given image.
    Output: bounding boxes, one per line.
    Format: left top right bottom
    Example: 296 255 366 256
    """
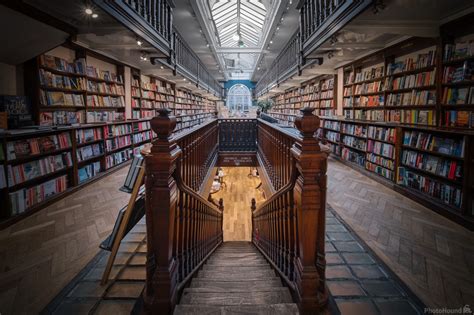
94 300 135 315
326 224 347 232
67 281 106 298
333 241 365 253
327 281 366 297
374 299 420 315
117 266 146 280
342 253 375 265
336 299 378 315
362 280 404 297
326 253 344 265
52 298 99 315
129 253 147 265
350 265 387 280
327 232 355 241
326 265 353 279
105 281 144 298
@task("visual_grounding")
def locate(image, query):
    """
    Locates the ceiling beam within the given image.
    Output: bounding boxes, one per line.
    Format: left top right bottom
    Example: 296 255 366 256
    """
216 47 262 53
319 42 387 50
344 20 439 38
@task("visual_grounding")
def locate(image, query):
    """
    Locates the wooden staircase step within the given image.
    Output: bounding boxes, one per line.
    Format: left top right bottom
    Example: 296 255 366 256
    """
201 265 271 272
173 303 300 314
197 270 276 280
184 286 289 294
205 260 269 267
179 290 293 306
190 279 283 290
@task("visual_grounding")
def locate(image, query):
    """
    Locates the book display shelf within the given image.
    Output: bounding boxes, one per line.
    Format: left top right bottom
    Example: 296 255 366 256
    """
175 88 216 133
0 118 153 227
27 46 126 126
319 116 474 228
269 75 336 127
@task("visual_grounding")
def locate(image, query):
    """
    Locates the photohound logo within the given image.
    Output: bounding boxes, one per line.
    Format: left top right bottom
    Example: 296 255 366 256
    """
424 305 472 314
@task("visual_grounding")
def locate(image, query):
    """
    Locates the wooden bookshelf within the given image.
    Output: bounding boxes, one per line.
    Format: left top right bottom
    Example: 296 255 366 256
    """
269 75 337 127
318 116 474 228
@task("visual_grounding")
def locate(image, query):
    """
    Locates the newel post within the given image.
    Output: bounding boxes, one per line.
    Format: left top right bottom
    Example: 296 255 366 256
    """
143 109 181 313
291 107 329 313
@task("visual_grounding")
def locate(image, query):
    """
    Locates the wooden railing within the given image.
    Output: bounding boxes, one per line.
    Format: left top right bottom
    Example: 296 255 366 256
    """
257 119 298 191
143 109 223 313
252 108 329 314
219 119 257 152
94 0 173 54
175 119 218 191
298 0 372 57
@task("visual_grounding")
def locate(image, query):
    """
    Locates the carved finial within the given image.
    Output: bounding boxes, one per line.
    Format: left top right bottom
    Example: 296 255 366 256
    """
294 107 320 139
150 108 176 141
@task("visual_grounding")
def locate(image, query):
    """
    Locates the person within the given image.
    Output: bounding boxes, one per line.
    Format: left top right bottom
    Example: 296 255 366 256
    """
217 167 225 182
211 176 221 192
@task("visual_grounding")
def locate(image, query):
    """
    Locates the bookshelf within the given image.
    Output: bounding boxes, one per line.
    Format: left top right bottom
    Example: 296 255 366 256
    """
0 119 154 228
29 46 127 126
174 88 217 133
269 75 337 127
318 116 474 228
342 38 438 127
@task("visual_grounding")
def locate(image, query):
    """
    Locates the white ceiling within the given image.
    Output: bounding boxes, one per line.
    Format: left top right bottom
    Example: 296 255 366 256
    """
174 0 300 82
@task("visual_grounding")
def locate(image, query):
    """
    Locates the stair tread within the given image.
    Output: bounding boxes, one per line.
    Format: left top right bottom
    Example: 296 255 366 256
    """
173 303 299 315
184 287 289 293
190 279 283 289
180 290 293 306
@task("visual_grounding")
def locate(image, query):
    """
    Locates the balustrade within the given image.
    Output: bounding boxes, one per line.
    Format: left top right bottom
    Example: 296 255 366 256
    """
143 109 223 313
219 119 257 152
252 108 329 314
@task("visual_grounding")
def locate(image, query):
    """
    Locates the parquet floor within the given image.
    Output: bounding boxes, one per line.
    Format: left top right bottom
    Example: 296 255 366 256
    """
0 166 131 315
327 157 474 309
212 167 265 242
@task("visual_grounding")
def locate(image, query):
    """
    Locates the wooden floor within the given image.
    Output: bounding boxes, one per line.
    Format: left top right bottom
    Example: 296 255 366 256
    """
0 166 131 315
212 167 265 242
0 158 473 314
327 157 474 309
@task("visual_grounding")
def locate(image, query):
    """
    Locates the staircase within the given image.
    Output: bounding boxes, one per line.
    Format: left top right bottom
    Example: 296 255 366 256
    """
174 242 299 314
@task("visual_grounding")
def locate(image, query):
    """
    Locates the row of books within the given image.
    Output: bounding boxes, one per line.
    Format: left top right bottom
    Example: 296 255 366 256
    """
76 128 103 144
353 65 385 84
87 95 125 108
86 111 125 123
401 150 462 181
0 167 5 189
355 95 384 107
341 148 365 167
443 61 474 83
39 69 87 91
445 110 474 128
105 124 132 137
76 143 103 162
40 111 85 126
133 121 151 132
368 126 396 143
6 132 72 160
40 55 85 74
366 161 394 180
387 49 436 75
354 81 384 94
387 70 436 90
9 175 68 215
366 153 395 170
386 90 436 107
367 140 395 159
86 66 123 84
105 149 132 169
40 91 85 107
397 167 462 208
385 109 436 125
349 109 385 122
323 120 340 131
402 131 464 157
105 135 132 152
342 135 366 151
342 123 366 137
78 161 102 184
7 152 73 186
444 41 474 62
442 87 474 105
133 131 152 144
131 86 141 97
325 131 340 142
87 81 125 95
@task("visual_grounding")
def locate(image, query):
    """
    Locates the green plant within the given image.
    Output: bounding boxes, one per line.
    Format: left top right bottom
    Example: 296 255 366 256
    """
256 99 273 113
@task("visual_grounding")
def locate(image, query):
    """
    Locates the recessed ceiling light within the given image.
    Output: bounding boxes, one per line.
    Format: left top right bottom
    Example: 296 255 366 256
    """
85 8 93 15
183 78 186 81
206 44 210 47
137 40 142 46
160 66 164 69
270 40 273 44
92 13 98 18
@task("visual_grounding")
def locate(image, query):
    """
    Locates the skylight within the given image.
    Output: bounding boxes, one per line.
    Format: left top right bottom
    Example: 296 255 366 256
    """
211 0 267 48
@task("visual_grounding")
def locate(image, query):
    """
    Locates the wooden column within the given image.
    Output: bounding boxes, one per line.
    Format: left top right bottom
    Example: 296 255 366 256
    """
143 108 181 313
291 107 329 313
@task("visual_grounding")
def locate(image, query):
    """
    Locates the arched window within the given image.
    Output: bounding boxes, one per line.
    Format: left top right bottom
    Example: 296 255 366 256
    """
227 84 251 111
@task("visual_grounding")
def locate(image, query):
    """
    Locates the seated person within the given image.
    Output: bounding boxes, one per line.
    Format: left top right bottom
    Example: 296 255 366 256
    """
211 176 221 192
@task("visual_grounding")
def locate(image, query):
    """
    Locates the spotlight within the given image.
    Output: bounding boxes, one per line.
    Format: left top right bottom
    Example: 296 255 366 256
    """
92 13 98 18
183 78 186 81
232 33 240 41
85 8 93 15
137 40 143 46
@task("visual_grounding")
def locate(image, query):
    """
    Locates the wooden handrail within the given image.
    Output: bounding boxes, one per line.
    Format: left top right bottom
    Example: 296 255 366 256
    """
252 108 329 315
143 109 223 314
